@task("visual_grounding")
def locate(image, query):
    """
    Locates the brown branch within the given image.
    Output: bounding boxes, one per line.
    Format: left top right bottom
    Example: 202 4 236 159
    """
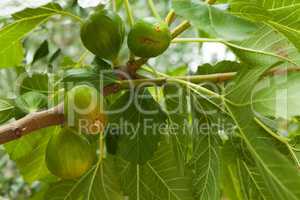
126 58 148 78
0 104 64 144
0 82 122 145
0 66 299 144
0 62 146 145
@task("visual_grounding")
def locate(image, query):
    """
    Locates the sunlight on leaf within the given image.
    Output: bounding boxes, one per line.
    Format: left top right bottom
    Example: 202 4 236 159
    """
173 0 257 41
0 4 61 68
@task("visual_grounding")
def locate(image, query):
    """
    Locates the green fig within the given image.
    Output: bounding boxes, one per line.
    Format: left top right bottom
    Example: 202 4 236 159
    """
127 19 171 58
45 128 96 179
64 85 107 135
80 9 125 61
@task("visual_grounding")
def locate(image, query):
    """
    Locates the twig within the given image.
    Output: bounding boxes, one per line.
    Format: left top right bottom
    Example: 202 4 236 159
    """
0 83 122 145
0 104 64 144
126 58 148 78
165 10 176 26
0 67 299 144
124 0 135 27
147 0 161 20
171 20 191 39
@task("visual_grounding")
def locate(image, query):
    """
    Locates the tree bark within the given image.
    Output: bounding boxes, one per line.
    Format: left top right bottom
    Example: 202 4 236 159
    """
0 103 64 144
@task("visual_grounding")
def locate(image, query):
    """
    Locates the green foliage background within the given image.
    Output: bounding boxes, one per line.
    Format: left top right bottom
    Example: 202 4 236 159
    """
1 0 300 199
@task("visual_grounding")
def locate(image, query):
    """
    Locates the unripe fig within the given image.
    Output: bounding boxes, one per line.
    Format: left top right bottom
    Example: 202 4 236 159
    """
45 128 96 179
80 9 125 61
127 19 171 58
64 85 107 135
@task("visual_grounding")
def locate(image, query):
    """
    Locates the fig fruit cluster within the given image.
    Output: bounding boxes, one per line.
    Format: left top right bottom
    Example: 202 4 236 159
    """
47 8 173 180
46 85 107 179
80 9 171 60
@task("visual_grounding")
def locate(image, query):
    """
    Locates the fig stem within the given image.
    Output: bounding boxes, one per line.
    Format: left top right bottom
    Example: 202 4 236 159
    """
99 133 105 161
165 10 176 26
207 0 217 5
171 20 191 39
127 58 148 78
147 0 161 20
124 0 135 27
75 51 89 68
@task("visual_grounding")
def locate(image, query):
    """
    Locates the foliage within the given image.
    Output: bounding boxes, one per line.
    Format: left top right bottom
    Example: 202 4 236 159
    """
1 0 300 199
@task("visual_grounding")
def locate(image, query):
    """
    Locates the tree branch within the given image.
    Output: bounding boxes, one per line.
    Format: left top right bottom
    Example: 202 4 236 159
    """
0 66 299 144
0 104 64 144
126 58 148 78
0 83 123 145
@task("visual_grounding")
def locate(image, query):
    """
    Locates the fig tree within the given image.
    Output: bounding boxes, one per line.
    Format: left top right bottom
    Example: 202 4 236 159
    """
127 19 171 58
64 85 107 135
45 128 96 179
80 9 125 61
